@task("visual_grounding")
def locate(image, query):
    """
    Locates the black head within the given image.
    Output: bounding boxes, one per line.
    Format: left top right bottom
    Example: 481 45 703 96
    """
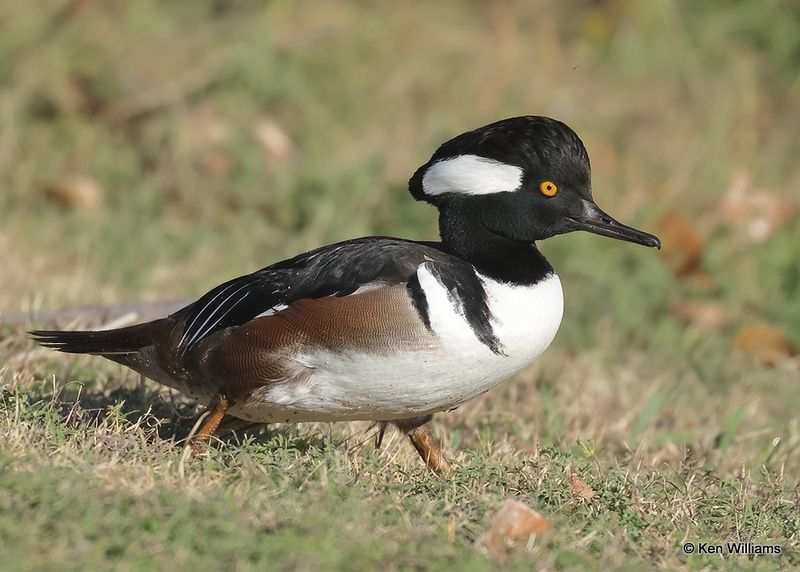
409 116 660 249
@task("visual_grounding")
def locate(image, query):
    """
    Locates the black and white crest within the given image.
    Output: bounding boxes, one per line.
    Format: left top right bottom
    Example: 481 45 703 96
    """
409 116 591 204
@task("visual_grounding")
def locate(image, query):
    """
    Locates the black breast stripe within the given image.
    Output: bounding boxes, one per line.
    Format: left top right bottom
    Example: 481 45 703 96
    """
423 262 504 356
406 273 431 330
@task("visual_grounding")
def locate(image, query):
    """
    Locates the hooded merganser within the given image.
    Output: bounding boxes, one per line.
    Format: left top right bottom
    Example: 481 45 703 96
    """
32 116 660 471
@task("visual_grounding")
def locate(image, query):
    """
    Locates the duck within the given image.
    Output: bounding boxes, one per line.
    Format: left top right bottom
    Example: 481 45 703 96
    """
32 116 660 471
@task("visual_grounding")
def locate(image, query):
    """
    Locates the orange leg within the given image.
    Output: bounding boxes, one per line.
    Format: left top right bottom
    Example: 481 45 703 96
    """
395 417 453 473
407 425 453 473
191 394 229 452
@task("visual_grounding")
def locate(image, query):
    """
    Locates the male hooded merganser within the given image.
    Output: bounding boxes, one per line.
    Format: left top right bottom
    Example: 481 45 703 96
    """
32 116 660 471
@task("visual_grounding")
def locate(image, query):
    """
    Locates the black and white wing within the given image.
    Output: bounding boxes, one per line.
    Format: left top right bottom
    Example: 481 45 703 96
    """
172 236 503 354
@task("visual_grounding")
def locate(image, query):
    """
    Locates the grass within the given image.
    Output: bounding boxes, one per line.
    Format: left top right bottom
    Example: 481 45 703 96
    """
2 0 800 569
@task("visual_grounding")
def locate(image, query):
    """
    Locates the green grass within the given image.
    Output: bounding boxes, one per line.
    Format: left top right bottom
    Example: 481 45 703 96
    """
2 0 800 569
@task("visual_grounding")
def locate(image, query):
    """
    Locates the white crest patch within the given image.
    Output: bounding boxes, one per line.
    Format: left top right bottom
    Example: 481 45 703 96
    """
422 154 523 197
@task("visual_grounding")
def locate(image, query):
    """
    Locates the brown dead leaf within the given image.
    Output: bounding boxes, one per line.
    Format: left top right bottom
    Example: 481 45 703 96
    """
568 474 595 500
199 152 233 178
672 301 734 329
43 174 104 210
254 117 294 162
716 170 796 243
63 0 93 19
656 210 704 276
483 500 550 557
733 323 796 366
684 271 718 293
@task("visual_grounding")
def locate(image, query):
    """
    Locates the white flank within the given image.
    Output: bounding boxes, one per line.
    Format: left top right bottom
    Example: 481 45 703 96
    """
421 155 522 196
231 265 564 423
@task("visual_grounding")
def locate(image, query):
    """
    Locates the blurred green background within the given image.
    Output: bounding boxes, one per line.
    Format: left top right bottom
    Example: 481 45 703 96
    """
2 1 799 569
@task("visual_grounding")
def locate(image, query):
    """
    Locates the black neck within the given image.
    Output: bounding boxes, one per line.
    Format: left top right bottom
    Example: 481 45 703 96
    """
438 205 553 284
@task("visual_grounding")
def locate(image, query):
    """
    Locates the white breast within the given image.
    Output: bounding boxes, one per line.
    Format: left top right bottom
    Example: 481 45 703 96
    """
232 266 564 423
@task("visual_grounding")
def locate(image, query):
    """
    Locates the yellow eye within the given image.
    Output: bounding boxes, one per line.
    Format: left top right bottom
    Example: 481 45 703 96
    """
539 181 558 196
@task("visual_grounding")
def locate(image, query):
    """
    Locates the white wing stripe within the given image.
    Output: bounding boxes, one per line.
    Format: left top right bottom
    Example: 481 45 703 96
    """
189 291 251 346
255 303 288 318
183 282 253 347
178 281 239 347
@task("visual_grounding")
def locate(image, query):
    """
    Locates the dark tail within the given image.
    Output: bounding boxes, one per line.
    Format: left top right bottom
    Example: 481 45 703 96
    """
30 320 166 356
